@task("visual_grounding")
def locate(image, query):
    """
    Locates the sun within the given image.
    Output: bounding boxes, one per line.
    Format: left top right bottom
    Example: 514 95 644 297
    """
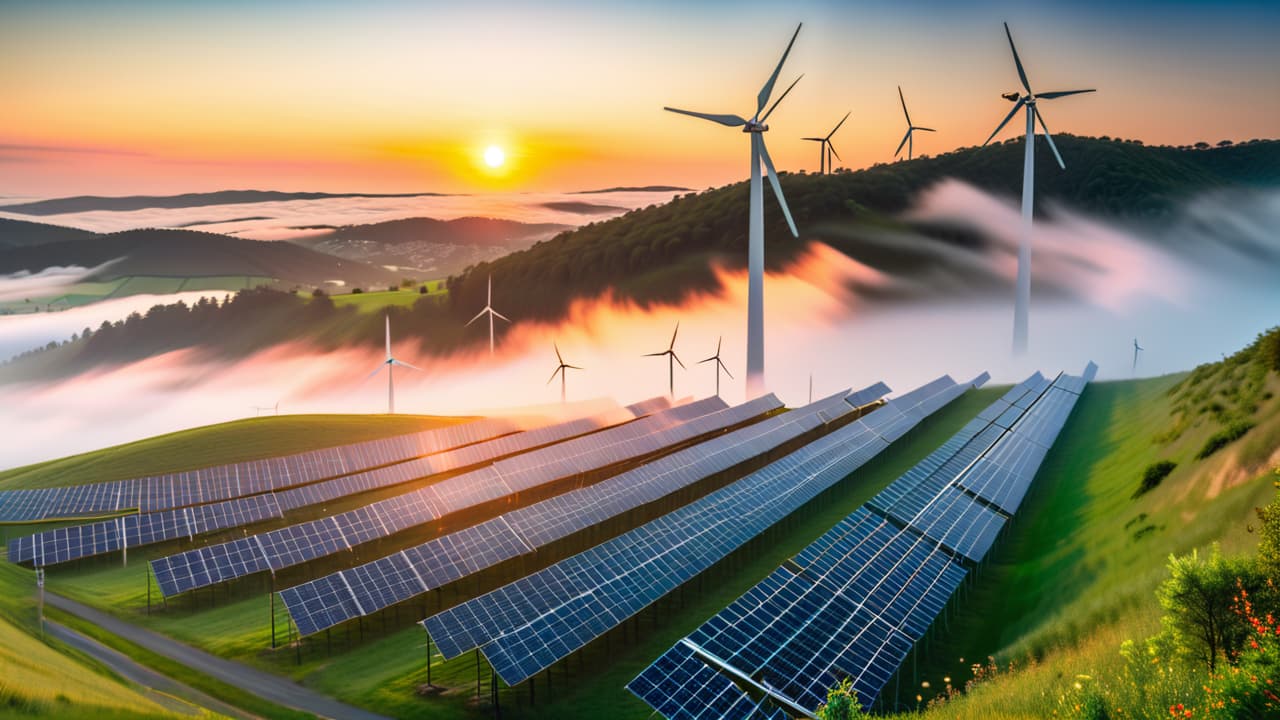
483 145 505 168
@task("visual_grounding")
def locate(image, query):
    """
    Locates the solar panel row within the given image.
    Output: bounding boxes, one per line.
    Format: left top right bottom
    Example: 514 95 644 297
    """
420 376 968 686
629 367 1090 718
6 412 624 567
150 395 756 598
280 389 868 637
0 415 537 523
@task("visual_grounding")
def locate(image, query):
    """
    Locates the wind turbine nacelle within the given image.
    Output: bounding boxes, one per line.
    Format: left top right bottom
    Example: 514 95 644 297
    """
1002 92 1021 102
743 121 768 133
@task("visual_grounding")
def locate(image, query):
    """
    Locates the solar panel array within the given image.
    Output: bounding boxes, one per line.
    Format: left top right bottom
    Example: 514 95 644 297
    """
281 388 872 636
149 395 759 598
0 416 532 523
7 410 626 567
629 367 1091 718
420 375 972 686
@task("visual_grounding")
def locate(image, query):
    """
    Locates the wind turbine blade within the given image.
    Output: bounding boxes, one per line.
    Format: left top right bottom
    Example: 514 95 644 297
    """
914 126 937 132
385 315 391 359
827 141 842 162
758 138 798 237
644 352 668 357
554 342 563 364
492 309 512 323
826 111 851 140
760 74 802 123
1038 89 1096 100
391 359 422 371
547 367 562 385
898 86 911 126
1034 106 1066 169
801 137 825 142
466 308 487 326
716 336 722 354
718 358 733 379
698 356 716 365
984 98 1025 145
894 129 912 158
365 364 386 382
565 364 583 371
669 321 679 351
757 23 802 117
673 354 686 370
1004 22 1032 94
663 107 747 127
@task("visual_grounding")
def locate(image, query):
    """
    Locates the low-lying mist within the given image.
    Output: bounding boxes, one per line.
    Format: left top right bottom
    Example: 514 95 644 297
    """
1 180 1276 469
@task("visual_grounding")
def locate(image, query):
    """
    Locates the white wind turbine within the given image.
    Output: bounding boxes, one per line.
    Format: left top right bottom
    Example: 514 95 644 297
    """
665 23 803 398
645 322 686 399
697 336 733 398
801 111 849 174
894 86 935 161
465 275 510 355
547 342 581 404
1133 338 1144 373
366 315 421 414
983 22 1095 355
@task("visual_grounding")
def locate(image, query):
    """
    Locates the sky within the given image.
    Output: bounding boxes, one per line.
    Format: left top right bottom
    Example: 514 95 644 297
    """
1 0 1278 197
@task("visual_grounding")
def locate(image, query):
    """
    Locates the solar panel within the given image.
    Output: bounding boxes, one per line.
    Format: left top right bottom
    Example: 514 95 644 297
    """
630 365 1091 718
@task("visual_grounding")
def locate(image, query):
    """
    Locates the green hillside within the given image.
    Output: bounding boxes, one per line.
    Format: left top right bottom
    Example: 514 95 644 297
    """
0 413 469 492
0 217 97 249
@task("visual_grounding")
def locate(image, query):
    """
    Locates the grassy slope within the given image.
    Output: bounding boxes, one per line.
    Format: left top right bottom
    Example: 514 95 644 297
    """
0 413 469 491
0 562 194 719
330 285 448 313
915 368 1280 718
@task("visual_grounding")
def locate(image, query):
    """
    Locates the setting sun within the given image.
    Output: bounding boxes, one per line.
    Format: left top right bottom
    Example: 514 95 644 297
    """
483 145 505 168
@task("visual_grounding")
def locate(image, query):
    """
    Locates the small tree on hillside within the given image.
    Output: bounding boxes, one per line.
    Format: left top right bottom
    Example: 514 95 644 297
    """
1157 544 1266 671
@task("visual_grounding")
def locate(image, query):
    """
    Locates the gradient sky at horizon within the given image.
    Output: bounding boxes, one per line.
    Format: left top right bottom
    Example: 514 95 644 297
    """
2 0 1278 197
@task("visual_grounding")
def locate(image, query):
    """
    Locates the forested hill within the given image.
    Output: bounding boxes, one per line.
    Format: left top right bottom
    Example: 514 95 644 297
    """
442 136 1280 321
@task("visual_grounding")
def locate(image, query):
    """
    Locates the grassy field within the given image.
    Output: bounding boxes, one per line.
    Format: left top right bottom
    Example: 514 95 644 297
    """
0 413 470 492
0 561 200 719
0 276 275 314
329 282 448 313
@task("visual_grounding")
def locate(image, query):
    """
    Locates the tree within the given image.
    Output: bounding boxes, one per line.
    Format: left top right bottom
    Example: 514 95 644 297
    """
1156 545 1266 671
817 678 871 719
1257 468 1280 579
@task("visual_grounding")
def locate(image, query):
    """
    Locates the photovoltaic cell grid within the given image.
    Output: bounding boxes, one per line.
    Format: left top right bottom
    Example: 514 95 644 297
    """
6 409 628 567
151 395 758 597
420 375 970 686
281 389 854 636
629 366 1091 718
0 416 538 523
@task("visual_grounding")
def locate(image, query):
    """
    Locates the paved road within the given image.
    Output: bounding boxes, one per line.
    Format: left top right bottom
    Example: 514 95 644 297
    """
47 619 256 719
47 593 391 720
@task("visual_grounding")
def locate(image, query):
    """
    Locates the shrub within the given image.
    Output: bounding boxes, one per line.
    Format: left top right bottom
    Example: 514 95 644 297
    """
1156 545 1267 671
351 287 363 294
1135 461 1178 498
817 678 871 719
1196 421 1256 460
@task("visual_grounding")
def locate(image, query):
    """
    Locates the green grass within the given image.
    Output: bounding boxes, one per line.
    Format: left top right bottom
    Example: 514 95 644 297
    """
330 284 447 313
0 562 198 719
0 275 275 314
0 413 470 491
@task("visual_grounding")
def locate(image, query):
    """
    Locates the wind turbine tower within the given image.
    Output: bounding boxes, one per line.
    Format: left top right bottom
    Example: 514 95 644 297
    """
665 24 803 398
366 315 421 414
697 336 733 397
983 22 1095 355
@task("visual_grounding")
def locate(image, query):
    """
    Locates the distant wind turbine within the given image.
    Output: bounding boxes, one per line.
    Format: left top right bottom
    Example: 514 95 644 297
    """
366 315 421 414
547 342 581 404
665 23 803 398
894 86 935 161
465 275 510 356
252 402 279 417
801 111 850 174
645 322 686 399
697 336 733 397
1133 338 1144 373
983 22 1095 355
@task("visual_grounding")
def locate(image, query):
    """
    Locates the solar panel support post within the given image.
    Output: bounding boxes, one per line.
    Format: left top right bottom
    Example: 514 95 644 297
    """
476 649 481 700
426 634 432 687
491 671 500 719
270 576 276 649
145 566 151 616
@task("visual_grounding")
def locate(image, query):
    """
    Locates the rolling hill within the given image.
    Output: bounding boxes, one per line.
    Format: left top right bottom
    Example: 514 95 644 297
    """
0 189 447 216
0 227 402 288
294 216 572 276
0 217 97 249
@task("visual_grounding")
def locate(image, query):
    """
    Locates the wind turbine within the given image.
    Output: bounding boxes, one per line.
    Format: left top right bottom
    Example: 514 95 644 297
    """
1133 338 1144 373
252 401 279 417
801 111 850 174
645 322 686 399
697 336 733 397
894 86 935 161
465 274 510 355
665 23 802 398
547 342 581 404
983 22 1095 355
366 315 421 414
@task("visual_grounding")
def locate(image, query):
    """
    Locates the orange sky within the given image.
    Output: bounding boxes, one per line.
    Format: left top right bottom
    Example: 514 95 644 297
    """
1 1 1278 196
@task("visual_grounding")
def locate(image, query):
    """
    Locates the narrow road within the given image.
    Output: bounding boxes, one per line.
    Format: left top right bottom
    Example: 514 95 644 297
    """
46 619 257 719
47 593 392 720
